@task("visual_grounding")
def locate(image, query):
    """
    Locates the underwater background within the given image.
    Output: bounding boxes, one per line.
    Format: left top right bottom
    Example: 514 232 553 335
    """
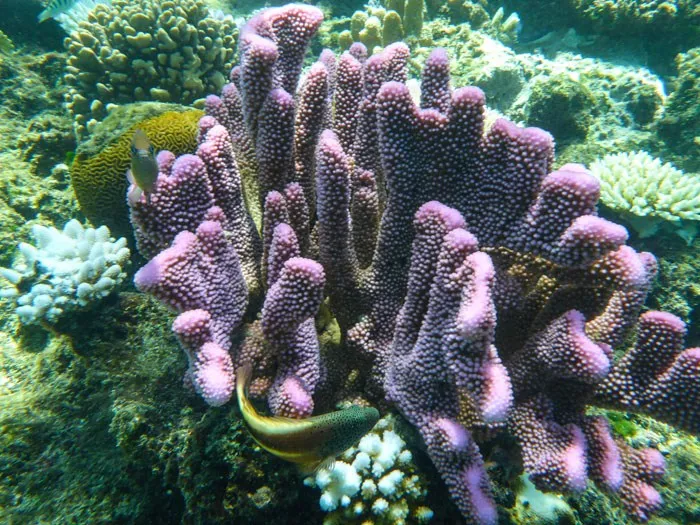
0 1 698 524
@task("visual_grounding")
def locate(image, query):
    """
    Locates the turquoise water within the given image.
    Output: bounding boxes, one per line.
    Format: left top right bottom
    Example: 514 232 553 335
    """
0 1 697 524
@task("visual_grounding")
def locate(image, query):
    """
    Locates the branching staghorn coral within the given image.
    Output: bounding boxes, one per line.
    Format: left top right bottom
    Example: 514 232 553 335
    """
64 0 237 139
590 151 700 244
126 5 700 524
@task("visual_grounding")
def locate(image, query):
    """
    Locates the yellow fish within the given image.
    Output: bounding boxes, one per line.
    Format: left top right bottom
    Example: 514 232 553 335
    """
237 364 379 472
128 129 159 203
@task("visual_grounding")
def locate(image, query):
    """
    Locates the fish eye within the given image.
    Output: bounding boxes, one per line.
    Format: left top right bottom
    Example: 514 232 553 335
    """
130 145 138 155
149 146 155 155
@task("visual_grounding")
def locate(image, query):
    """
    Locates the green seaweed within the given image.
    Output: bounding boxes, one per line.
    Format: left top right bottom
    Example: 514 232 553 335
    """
607 411 638 438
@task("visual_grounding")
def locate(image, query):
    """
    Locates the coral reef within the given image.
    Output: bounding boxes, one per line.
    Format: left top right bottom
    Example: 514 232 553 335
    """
570 0 699 38
63 0 236 139
590 151 700 243
70 106 203 237
0 220 129 325
426 0 520 45
0 49 79 261
125 5 700 524
0 292 323 524
304 415 433 524
382 16 666 166
566 0 700 70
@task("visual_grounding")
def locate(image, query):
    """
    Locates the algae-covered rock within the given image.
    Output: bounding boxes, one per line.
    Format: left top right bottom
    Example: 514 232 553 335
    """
18 113 76 174
0 292 322 524
63 0 237 140
570 0 699 38
0 48 76 225
70 104 203 237
624 81 663 126
658 48 700 173
644 238 700 339
526 74 596 142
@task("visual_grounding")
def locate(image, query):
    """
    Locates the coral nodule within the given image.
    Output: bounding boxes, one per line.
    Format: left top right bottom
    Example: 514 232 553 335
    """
125 4 699 524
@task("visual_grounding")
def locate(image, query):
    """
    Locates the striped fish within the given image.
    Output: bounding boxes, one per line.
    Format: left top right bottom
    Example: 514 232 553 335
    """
236 364 380 473
38 0 79 23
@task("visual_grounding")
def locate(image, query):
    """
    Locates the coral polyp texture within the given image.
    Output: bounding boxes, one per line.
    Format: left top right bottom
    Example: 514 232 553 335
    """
63 0 236 139
590 151 700 244
128 4 700 524
0 220 129 325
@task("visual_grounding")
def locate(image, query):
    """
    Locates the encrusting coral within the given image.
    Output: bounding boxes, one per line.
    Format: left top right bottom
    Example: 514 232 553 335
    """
70 107 203 237
590 151 700 244
0 220 129 325
63 0 236 139
122 4 699 524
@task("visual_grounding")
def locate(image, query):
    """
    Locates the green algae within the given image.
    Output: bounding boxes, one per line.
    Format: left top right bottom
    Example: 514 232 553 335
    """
0 30 13 54
0 292 321 523
657 47 700 173
526 74 596 143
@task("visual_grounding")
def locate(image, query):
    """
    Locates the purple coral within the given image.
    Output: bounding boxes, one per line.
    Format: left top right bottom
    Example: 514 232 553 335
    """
135 215 247 406
126 4 700 523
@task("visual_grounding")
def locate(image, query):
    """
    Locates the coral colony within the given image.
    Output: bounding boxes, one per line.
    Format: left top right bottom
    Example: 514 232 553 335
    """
1 220 129 325
127 4 699 524
590 150 700 244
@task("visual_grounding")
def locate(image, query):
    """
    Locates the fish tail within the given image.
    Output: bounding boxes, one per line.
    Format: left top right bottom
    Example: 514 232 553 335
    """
236 363 253 398
299 456 336 475
236 362 256 420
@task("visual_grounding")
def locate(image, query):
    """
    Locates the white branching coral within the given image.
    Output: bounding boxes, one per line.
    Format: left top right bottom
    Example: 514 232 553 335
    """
590 151 700 244
304 415 433 525
0 220 130 324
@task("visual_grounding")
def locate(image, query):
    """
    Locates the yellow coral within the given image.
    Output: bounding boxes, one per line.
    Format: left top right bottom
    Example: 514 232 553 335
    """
71 109 203 236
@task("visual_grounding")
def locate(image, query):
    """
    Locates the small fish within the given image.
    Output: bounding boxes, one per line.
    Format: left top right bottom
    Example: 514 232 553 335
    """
128 129 159 203
237 364 379 473
38 0 79 23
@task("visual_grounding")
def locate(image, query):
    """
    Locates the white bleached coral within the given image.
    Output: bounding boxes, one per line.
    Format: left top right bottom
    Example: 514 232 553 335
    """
590 151 700 244
0 220 130 324
304 415 433 525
